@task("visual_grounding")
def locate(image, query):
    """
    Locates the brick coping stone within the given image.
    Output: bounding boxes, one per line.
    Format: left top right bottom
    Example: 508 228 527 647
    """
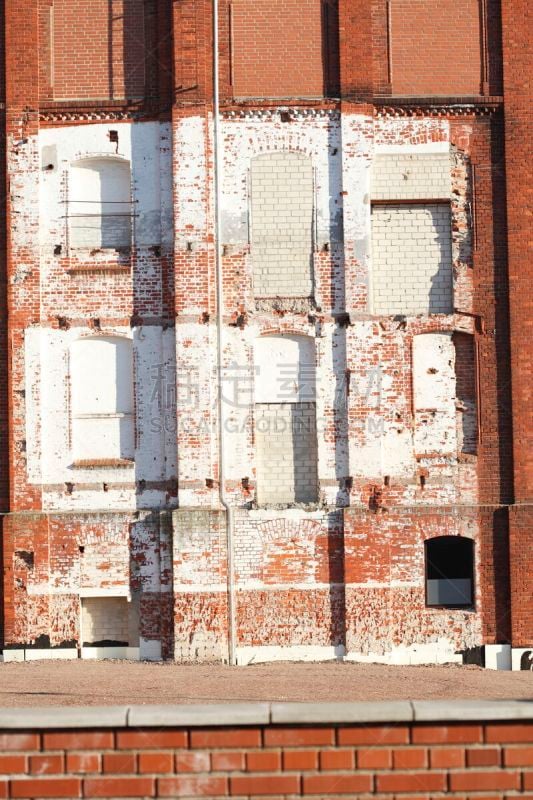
1 701 531 729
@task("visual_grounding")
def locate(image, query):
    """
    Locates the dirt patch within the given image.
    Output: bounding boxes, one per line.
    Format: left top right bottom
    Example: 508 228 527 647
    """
0 660 531 707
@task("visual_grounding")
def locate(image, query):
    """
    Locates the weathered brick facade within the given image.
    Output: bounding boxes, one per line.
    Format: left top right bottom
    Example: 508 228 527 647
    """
0 0 530 666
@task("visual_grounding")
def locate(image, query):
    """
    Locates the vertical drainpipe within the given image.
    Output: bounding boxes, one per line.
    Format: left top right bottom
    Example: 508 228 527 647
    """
213 0 237 665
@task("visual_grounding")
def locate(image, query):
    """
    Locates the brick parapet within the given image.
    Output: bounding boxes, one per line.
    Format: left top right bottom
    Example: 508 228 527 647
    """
0 702 530 798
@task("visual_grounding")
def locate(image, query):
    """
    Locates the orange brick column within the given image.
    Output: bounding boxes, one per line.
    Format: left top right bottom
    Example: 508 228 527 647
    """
501 0 533 648
338 0 373 98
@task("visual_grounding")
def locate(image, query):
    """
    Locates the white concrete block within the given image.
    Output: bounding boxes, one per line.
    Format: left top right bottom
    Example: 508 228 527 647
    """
24 649 78 661
485 644 512 670
2 650 25 663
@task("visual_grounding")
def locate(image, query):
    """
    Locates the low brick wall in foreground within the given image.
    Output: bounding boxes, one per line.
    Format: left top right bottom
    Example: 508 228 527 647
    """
0 701 531 797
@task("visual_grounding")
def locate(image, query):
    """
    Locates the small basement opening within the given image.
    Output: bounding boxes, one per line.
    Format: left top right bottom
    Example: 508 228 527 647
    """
81 597 132 647
425 536 474 609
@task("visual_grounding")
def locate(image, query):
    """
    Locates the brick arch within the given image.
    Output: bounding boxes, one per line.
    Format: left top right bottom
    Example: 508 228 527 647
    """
247 136 319 163
251 146 313 163
255 518 322 542
259 324 315 339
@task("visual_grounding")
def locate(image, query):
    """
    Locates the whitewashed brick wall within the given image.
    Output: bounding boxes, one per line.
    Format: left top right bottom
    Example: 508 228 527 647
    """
371 204 453 315
255 402 318 505
81 597 129 645
251 151 314 297
413 332 457 457
372 153 451 200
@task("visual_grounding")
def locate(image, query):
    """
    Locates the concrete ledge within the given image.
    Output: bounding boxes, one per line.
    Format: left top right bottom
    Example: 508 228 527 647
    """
271 701 413 724
0 701 531 730
129 703 271 727
412 700 533 721
0 706 129 729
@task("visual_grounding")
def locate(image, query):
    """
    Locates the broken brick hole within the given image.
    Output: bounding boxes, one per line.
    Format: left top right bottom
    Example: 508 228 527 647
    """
15 551 34 569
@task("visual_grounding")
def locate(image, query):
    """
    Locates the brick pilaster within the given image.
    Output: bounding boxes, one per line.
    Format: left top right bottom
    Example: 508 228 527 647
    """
501 0 533 647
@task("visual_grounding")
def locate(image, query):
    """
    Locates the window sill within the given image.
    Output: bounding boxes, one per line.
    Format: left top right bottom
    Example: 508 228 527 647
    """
253 502 320 512
71 459 135 469
67 264 131 274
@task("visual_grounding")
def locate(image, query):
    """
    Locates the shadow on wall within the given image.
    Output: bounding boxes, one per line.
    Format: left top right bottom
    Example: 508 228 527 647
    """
328 117 347 652
321 0 340 97
130 115 176 658
426 205 454 314
115 0 146 101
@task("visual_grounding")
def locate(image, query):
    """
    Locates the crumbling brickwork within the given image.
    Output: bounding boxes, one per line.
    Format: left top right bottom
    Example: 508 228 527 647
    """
0 0 529 665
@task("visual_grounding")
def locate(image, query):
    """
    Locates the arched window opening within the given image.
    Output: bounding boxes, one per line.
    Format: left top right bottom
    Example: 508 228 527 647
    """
254 335 318 505
69 158 132 249
70 337 134 465
425 536 474 608
251 152 314 298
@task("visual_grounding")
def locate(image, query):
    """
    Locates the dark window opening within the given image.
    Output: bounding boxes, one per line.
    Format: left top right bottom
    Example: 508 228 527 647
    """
453 332 478 455
425 536 474 609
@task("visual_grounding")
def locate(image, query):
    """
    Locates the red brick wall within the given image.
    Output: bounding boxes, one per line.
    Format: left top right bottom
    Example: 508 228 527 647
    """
390 0 482 96
338 0 373 96
231 0 326 98
172 0 212 104
448 115 513 644
0 0 8 522
502 0 533 648
51 0 146 101
2 512 167 650
0 719 532 797
502 0 533 506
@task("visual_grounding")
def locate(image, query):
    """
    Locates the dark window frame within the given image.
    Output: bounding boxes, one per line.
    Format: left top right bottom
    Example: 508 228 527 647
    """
424 536 475 610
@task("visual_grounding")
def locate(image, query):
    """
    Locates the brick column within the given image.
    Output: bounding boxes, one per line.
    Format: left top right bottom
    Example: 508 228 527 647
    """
5 0 42 512
501 0 533 647
3 0 42 647
0 0 8 518
338 0 374 98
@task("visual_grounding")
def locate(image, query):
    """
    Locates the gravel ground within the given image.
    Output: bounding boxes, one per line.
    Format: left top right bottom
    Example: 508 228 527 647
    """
0 660 531 707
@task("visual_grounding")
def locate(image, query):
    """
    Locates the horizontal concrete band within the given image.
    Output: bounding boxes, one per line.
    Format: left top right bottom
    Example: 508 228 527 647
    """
1 700 532 730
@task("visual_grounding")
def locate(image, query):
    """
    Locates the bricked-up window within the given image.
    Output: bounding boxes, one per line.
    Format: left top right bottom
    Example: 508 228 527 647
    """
413 332 457 457
52 0 146 101
80 595 140 651
69 158 132 249
81 597 130 647
453 332 478 456
231 0 338 98
371 204 453 315
70 337 134 466
425 536 474 608
251 152 314 298
254 335 318 506
389 0 482 96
